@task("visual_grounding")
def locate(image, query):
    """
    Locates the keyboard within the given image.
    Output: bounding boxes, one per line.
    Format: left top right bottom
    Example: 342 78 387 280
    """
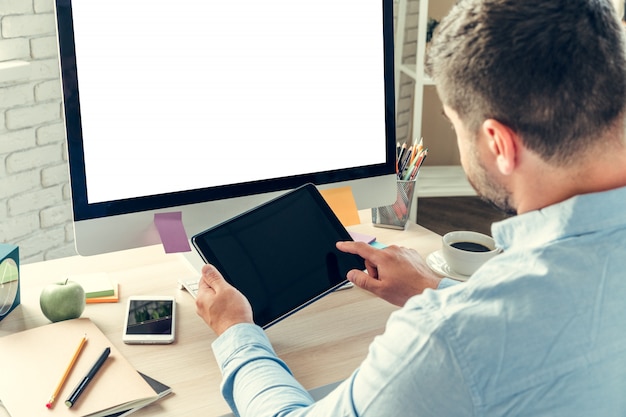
178 278 200 298
179 277 353 299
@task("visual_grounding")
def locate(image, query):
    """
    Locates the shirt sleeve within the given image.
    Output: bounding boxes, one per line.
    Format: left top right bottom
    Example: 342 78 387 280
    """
212 323 361 416
212 291 475 416
212 323 313 416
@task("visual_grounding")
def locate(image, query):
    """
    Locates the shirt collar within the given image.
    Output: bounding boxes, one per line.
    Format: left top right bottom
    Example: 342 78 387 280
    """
491 186 626 252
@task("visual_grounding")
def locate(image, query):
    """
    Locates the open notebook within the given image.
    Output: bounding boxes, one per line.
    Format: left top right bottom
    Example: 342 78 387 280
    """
0 318 169 417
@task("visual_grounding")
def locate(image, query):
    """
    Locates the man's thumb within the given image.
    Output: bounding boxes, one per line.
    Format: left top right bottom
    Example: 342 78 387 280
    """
347 269 379 293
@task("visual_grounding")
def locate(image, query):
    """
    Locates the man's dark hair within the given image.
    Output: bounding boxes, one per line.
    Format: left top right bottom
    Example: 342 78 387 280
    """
426 0 626 164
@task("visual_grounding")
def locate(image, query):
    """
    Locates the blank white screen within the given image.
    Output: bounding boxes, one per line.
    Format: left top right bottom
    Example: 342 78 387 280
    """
70 0 387 203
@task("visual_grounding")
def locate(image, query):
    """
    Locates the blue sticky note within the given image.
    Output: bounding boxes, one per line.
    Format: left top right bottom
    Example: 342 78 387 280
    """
369 241 388 249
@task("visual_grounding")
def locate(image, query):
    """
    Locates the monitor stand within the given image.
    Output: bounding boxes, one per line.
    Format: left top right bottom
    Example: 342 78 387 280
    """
180 249 205 275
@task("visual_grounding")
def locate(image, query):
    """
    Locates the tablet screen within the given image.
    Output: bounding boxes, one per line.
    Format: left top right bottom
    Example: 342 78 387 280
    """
191 183 365 328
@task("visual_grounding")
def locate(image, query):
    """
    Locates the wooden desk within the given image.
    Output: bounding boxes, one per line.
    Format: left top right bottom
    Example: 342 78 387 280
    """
0 213 442 417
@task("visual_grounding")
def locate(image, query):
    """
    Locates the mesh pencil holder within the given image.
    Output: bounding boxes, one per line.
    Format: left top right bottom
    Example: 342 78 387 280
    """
371 179 417 229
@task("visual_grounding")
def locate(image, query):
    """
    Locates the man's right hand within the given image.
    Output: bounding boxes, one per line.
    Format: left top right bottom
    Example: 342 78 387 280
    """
336 241 441 306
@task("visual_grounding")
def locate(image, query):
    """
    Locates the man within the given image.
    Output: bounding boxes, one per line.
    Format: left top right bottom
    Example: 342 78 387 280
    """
196 0 626 415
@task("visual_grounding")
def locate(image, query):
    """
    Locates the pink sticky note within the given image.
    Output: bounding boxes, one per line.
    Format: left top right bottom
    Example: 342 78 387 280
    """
154 212 192 253
349 231 376 244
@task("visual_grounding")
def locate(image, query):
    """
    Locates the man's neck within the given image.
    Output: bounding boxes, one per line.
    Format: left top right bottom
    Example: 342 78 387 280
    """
513 141 626 214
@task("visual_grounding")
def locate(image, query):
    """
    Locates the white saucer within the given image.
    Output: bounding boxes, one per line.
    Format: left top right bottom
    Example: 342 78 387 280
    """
426 250 470 282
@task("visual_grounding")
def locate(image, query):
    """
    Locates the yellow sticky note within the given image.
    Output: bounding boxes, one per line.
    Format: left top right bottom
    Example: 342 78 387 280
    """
319 186 361 227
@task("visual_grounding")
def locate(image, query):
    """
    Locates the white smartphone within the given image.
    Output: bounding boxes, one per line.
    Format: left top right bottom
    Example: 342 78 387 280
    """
123 295 176 344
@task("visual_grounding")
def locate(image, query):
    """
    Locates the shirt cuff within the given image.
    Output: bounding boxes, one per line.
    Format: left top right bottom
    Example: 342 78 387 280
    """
212 323 272 369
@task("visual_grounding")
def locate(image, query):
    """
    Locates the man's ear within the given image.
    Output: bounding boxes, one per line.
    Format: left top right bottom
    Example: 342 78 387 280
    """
482 119 518 175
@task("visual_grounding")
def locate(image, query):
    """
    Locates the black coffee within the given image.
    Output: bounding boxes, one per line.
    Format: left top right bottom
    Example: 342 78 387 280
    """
451 241 491 252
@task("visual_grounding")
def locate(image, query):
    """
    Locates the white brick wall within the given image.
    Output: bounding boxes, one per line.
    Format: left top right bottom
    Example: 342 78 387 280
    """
0 0 75 263
0 0 420 265
0 38 29 61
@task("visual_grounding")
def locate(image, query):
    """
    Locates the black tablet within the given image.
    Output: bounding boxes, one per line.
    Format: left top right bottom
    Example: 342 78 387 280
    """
191 183 365 328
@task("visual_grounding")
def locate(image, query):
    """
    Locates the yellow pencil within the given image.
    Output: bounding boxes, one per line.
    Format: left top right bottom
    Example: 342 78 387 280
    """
46 334 87 409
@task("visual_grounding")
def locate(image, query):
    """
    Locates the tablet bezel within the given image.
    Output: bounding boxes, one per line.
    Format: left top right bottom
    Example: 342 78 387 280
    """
191 183 364 328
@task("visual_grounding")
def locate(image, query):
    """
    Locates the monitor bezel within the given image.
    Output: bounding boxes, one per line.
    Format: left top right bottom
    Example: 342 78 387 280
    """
55 0 397 222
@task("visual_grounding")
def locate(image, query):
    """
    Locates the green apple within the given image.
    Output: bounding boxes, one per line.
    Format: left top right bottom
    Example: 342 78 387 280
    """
39 279 85 322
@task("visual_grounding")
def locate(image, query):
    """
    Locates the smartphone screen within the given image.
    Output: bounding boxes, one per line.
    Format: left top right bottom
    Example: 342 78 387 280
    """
123 297 175 344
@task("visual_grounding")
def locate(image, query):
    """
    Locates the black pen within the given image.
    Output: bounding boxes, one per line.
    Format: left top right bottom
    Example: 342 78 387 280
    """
65 347 111 408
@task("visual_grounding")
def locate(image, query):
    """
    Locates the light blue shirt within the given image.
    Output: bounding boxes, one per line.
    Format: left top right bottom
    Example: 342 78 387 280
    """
212 186 626 416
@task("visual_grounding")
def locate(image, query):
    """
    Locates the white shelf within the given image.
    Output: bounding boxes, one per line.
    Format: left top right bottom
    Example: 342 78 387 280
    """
395 0 431 143
396 0 458 142
396 1 471 219
397 63 417 80
398 64 434 86
417 166 476 197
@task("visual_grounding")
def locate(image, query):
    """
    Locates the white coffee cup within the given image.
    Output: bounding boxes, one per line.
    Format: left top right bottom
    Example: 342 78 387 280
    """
441 231 500 276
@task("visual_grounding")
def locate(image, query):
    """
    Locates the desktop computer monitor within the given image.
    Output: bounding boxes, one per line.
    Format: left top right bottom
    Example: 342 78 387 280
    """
54 0 398 260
